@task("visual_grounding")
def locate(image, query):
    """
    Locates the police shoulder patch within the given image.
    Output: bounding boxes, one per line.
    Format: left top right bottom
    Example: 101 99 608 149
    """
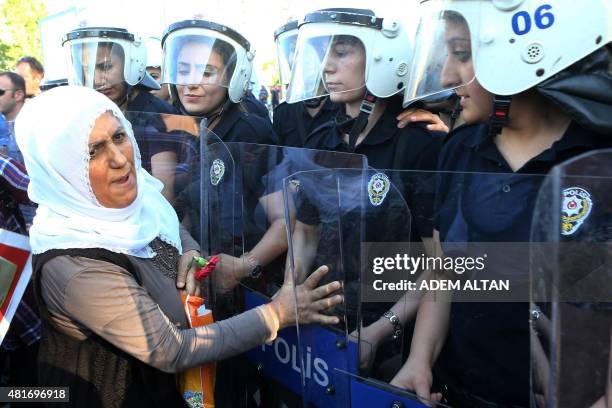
561 187 592 236
368 173 390 206
210 159 225 186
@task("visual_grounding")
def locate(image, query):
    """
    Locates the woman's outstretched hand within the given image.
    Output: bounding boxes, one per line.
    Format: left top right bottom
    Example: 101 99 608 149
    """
269 265 343 329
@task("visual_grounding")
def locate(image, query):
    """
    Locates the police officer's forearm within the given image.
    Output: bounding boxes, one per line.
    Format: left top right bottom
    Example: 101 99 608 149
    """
290 221 320 283
408 289 452 367
246 219 288 270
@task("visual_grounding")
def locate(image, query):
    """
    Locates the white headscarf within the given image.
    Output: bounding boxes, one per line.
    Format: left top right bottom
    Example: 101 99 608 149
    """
15 86 182 257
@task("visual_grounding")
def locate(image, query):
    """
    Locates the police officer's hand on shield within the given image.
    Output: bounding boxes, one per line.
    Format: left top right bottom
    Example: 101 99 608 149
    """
390 357 443 407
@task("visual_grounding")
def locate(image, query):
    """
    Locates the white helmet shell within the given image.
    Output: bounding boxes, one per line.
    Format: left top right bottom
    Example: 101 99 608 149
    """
161 19 254 104
421 0 612 96
286 9 413 103
62 27 147 87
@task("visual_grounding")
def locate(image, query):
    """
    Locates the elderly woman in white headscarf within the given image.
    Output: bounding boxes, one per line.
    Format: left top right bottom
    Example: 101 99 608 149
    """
15 86 342 407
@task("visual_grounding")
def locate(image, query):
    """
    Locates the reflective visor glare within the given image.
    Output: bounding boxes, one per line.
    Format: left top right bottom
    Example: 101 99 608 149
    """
287 34 366 103
162 35 236 88
404 8 477 105
276 33 298 85
67 42 126 89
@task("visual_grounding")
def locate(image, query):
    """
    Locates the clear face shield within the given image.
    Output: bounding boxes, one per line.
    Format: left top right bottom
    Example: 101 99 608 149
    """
65 40 128 90
161 30 238 89
403 2 478 106
275 30 298 87
287 25 369 103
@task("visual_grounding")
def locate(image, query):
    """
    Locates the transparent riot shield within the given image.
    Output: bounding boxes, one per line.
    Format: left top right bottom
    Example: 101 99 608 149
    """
203 143 367 407
124 111 200 206
531 149 612 408
288 168 556 407
284 168 434 407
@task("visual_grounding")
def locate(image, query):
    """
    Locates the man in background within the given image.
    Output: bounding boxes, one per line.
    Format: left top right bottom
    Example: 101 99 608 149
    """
0 72 25 163
15 57 44 99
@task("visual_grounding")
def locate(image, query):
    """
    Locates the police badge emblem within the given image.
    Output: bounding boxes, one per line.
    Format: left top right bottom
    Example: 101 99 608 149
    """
289 179 300 192
561 187 592 236
210 159 225 186
368 173 390 206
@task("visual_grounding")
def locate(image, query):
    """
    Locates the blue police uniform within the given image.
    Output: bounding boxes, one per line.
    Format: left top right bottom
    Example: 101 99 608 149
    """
272 98 338 147
433 121 612 407
304 105 443 243
174 100 278 243
242 92 271 120
126 89 181 174
128 88 176 114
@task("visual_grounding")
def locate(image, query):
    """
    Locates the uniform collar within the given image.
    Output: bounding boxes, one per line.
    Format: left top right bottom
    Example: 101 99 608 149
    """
329 107 397 150
208 102 241 140
460 121 599 167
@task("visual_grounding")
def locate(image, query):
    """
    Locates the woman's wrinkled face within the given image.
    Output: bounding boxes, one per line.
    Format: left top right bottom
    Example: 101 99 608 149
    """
176 42 229 116
88 111 137 208
440 18 493 124
323 36 366 103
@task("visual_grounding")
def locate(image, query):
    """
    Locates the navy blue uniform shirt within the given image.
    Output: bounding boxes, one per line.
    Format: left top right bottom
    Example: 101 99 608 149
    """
303 105 443 240
176 101 278 250
433 121 612 406
241 92 271 120
273 98 338 147
125 90 180 173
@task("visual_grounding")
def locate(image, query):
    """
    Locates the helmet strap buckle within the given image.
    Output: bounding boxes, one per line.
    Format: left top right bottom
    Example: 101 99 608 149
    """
488 94 512 137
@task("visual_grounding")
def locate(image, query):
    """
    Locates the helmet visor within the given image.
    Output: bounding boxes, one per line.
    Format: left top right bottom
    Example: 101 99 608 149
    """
287 28 368 103
403 3 477 106
162 31 237 88
275 30 298 86
65 40 127 90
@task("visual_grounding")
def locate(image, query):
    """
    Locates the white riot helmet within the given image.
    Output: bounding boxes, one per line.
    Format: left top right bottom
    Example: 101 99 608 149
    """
145 36 162 69
274 19 299 87
62 27 158 90
404 0 612 106
161 18 255 105
286 8 413 103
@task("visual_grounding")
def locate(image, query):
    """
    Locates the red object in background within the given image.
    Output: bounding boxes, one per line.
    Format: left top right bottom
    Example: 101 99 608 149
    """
0 240 30 317
0 229 32 344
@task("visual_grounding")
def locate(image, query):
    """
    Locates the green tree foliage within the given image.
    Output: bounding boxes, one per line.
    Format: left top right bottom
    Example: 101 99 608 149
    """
261 59 280 87
0 0 47 71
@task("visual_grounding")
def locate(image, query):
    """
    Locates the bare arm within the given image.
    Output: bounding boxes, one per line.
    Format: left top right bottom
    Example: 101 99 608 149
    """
150 151 178 204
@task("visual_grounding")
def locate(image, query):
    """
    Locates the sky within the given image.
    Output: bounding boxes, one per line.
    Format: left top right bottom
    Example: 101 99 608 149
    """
38 0 415 82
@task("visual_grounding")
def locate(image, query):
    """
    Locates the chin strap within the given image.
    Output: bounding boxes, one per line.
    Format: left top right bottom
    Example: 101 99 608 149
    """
346 91 377 152
488 95 512 138
303 96 325 109
449 95 463 131
171 83 233 126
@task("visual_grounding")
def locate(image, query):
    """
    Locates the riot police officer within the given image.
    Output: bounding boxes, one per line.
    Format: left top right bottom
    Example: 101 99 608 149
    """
272 19 339 148
161 17 276 144
286 8 442 241
63 26 174 114
392 1 612 406
145 36 171 102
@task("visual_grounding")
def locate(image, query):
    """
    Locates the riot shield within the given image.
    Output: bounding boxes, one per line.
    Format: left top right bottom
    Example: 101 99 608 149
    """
530 149 612 408
202 143 366 407
124 111 200 206
284 168 439 407
287 167 558 407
